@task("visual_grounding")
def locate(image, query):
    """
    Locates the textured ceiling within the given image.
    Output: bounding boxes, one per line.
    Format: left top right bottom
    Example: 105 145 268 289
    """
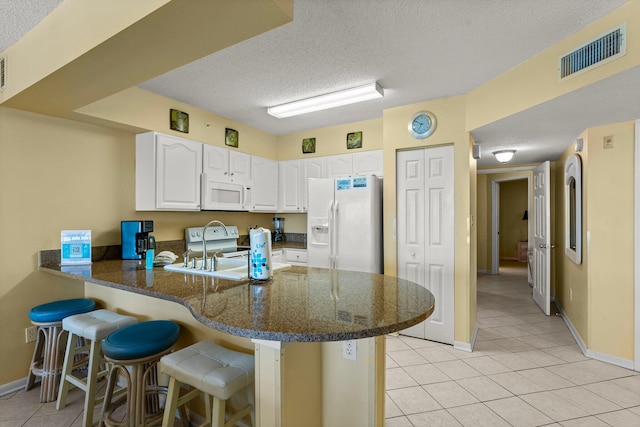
2 0 635 167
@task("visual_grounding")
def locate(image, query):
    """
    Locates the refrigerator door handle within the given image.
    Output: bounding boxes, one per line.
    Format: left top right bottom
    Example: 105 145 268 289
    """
328 201 335 268
332 201 339 269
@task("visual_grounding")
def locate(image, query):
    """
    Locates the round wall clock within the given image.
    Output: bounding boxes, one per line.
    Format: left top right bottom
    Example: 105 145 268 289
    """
408 111 437 139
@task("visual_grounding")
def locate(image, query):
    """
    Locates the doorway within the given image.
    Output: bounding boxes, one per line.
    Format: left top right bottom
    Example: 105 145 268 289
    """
491 174 531 276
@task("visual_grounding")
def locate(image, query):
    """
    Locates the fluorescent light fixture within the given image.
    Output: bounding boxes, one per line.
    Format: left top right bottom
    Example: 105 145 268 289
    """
267 82 384 118
493 150 516 163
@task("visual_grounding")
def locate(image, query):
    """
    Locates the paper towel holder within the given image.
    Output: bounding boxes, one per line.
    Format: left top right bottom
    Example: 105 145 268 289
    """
249 227 273 283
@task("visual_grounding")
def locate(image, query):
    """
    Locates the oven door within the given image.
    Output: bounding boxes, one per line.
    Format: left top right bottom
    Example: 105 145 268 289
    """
201 174 248 211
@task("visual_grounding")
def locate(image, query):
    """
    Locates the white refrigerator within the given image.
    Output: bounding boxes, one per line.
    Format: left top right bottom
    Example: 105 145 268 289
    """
307 175 382 273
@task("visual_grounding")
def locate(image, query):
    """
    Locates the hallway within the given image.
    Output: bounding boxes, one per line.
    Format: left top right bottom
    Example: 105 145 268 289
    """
385 262 640 426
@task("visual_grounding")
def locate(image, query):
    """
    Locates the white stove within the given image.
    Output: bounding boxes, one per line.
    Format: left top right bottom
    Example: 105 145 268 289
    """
184 225 249 258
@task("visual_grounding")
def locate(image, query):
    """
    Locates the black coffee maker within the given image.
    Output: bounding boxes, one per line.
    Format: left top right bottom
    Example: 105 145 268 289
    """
272 217 285 242
121 220 154 260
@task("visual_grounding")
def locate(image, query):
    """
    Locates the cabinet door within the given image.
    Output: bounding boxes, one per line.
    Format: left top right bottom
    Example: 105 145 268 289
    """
285 249 308 265
228 151 251 184
156 134 202 210
250 156 278 212
301 157 325 211
353 150 383 177
325 153 353 178
202 145 229 182
271 249 284 263
279 160 302 212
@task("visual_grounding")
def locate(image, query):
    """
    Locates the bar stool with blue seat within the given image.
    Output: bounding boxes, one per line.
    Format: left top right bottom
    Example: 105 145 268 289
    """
56 309 138 427
100 320 180 427
26 298 96 402
160 341 255 427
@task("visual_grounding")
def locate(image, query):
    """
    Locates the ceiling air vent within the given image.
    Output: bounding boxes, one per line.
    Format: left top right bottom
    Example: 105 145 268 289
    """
559 23 626 79
0 56 6 91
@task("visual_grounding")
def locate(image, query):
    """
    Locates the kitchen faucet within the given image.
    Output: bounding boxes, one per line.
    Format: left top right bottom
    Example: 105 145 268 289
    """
201 220 229 270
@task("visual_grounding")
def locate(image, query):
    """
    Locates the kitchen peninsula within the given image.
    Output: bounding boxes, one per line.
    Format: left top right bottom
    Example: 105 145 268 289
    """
40 255 434 427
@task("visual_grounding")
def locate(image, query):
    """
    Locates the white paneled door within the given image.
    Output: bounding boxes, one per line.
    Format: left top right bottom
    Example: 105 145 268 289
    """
397 146 454 344
533 161 551 315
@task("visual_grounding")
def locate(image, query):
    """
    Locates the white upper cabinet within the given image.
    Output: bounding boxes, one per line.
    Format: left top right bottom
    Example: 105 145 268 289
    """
279 160 303 212
324 150 383 178
279 157 326 213
136 132 202 211
136 130 382 213
202 144 250 184
353 150 383 177
250 155 278 212
325 153 353 178
301 157 325 211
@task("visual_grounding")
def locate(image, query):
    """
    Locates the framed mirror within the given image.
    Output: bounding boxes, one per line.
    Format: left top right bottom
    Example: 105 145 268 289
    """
564 154 582 264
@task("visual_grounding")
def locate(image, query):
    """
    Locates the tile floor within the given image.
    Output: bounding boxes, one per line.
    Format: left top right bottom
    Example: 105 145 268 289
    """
2 262 639 426
385 261 640 426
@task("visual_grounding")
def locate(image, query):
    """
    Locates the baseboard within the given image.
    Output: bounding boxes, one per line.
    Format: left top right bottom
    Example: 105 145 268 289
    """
585 348 635 370
477 269 491 274
555 302 635 370
0 377 27 397
454 323 478 353
555 301 588 355
187 407 251 427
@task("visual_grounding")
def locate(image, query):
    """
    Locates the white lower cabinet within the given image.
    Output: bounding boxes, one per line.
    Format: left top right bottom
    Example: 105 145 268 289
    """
271 249 284 263
285 249 307 266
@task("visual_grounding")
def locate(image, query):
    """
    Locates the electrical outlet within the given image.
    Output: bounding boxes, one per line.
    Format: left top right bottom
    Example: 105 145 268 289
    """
25 326 37 343
342 340 357 361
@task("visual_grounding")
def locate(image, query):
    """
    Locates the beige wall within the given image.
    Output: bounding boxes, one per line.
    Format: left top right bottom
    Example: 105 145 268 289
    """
554 121 635 361
2 0 638 389
76 87 280 160
466 1 640 131
554 131 589 343
382 95 477 344
476 170 534 272
586 122 635 359
477 174 489 271
0 106 274 386
276 118 383 160
499 180 529 260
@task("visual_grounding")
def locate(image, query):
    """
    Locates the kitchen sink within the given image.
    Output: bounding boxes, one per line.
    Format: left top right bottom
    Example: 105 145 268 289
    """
163 258 291 281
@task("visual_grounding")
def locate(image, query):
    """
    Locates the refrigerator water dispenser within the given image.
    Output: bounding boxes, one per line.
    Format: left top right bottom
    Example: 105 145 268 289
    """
309 218 329 245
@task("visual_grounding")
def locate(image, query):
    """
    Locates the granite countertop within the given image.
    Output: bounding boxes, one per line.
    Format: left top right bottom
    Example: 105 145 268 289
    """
40 257 434 343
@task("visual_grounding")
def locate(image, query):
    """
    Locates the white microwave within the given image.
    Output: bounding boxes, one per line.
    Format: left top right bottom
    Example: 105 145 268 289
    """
201 174 251 211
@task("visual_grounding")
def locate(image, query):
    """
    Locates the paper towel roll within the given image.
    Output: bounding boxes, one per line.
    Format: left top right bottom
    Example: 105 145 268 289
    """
249 228 272 281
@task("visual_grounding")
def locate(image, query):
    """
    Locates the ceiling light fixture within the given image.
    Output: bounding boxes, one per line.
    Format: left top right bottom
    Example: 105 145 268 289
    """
267 82 384 118
493 150 516 163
